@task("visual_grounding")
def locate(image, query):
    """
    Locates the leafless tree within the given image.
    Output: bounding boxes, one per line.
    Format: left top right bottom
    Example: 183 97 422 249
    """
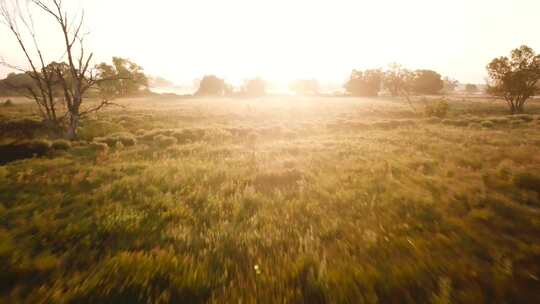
1 0 119 138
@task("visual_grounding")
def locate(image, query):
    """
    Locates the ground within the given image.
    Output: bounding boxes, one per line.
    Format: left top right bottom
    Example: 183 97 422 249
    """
1 96 540 303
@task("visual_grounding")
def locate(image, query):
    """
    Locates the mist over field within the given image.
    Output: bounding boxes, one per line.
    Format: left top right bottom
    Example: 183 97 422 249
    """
1 0 540 303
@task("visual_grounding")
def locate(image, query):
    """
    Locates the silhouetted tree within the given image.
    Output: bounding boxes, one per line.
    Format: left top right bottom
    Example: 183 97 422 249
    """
345 69 383 97
196 75 227 96
0 0 125 139
383 63 413 97
443 77 459 93
0 72 36 96
487 45 540 114
95 57 148 98
465 84 478 94
289 79 319 95
412 70 444 95
243 78 266 97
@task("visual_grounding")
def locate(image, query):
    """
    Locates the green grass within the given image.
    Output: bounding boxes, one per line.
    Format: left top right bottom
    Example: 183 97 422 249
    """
1 96 540 303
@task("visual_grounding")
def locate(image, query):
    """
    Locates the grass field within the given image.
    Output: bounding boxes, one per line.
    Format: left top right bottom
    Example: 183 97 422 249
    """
1 96 540 303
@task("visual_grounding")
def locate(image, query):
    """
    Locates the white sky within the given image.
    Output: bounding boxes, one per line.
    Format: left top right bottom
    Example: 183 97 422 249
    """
1 0 539 85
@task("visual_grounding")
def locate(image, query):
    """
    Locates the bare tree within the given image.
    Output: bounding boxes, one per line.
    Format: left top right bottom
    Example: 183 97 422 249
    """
383 63 417 112
1 0 118 138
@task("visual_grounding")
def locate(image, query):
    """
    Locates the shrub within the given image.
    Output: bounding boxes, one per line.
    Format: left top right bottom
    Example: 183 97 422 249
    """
514 173 540 193
488 117 509 125
154 135 177 147
480 121 495 128
0 139 52 165
89 142 109 153
113 133 137 147
512 114 534 122
510 120 523 128
77 120 124 141
95 133 137 147
424 99 449 118
0 118 45 137
51 139 72 150
2 99 14 107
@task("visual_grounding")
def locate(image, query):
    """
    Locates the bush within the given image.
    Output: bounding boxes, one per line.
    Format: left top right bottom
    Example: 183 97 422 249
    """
2 99 14 107
488 117 509 125
0 139 52 165
89 142 110 153
154 135 177 147
95 132 137 147
424 99 449 118
113 133 137 147
480 121 495 128
0 118 45 137
51 139 72 150
514 173 540 193
512 114 534 122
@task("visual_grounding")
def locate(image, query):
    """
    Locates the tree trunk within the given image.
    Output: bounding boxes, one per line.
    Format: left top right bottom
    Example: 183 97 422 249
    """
66 112 79 140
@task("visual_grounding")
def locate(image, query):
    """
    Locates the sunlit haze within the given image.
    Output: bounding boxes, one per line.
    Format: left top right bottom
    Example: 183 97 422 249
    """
1 0 539 86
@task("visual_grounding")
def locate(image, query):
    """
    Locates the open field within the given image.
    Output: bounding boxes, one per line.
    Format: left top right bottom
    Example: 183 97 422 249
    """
1 96 540 303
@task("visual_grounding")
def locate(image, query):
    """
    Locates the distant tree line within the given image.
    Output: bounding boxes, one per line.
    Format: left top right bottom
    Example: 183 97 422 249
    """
196 75 267 97
344 65 447 97
0 57 149 99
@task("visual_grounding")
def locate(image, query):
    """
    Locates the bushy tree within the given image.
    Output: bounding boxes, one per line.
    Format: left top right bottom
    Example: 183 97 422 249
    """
243 78 266 97
487 45 540 114
0 72 35 96
289 79 319 95
412 70 443 95
465 84 478 94
443 77 459 93
196 75 227 96
95 57 148 98
383 63 414 97
345 69 383 97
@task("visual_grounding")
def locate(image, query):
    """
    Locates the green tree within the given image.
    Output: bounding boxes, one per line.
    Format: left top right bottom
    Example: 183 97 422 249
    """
345 69 383 97
487 45 540 114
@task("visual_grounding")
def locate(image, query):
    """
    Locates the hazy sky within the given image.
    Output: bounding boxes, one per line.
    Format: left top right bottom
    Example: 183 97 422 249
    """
1 0 539 85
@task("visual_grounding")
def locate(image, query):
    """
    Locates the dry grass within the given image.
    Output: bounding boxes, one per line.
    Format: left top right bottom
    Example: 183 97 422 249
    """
1 96 540 303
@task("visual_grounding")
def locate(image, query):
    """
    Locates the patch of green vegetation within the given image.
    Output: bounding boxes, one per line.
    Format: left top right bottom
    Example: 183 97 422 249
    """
1 96 540 303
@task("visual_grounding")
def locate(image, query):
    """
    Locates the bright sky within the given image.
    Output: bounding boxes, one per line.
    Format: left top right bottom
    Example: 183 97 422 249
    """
1 0 539 86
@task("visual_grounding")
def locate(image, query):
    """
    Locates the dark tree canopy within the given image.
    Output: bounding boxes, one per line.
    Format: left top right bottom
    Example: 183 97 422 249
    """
243 78 266 97
196 75 227 96
345 69 383 97
95 57 149 98
487 45 540 114
412 70 444 95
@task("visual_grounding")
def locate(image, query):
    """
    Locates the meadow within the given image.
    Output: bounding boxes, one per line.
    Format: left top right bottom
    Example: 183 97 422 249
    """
1 96 540 303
